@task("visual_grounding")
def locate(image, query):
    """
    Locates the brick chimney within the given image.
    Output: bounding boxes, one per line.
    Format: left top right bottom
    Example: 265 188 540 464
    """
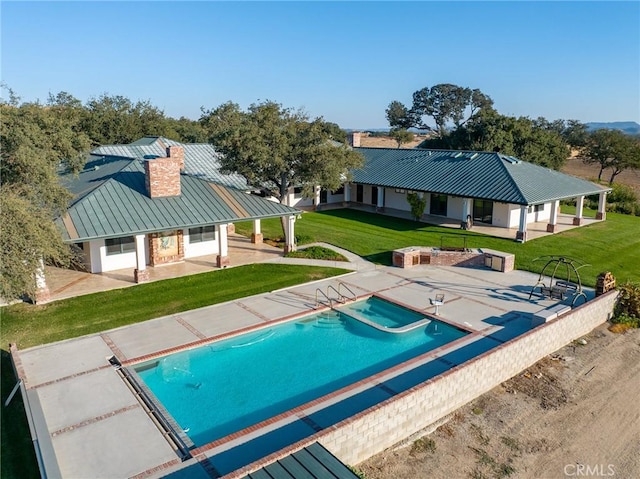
348 131 361 147
144 146 184 198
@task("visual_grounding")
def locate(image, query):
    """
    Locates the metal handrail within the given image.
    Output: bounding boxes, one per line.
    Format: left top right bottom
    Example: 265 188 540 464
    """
337 282 357 302
326 285 346 304
315 288 333 309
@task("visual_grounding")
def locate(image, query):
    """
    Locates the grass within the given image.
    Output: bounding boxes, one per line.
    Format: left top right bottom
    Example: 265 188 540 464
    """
285 245 348 261
236 208 640 287
0 264 348 351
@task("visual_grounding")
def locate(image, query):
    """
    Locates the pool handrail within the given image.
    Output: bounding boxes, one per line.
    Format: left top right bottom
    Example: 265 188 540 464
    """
315 288 334 309
337 282 357 302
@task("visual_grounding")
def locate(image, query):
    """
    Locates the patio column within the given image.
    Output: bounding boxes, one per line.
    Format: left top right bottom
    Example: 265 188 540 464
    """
573 195 585 225
216 224 230 268
547 200 560 233
251 219 263 244
314 185 321 210
462 198 472 226
376 187 385 212
516 205 528 242
133 234 149 283
284 215 297 253
343 182 351 205
33 258 51 304
596 191 607 220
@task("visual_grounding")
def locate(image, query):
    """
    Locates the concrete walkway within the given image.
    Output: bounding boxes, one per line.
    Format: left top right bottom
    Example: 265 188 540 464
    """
13 254 594 479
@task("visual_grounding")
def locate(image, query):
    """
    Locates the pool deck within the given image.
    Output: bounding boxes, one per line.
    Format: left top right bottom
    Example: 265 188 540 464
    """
12 249 593 479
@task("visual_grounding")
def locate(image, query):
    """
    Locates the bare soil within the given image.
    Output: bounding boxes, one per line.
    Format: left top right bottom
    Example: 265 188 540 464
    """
358 325 640 479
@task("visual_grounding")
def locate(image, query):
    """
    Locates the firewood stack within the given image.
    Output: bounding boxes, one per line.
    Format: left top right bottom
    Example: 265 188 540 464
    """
596 271 616 296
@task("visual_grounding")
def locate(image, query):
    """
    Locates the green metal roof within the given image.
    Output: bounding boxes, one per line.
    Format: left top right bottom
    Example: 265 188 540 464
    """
240 442 360 479
93 137 249 190
352 148 609 205
56 157 300 243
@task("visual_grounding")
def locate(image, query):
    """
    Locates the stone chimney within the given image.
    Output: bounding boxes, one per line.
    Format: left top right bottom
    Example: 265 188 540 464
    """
348 131 361 148
144 146 184 198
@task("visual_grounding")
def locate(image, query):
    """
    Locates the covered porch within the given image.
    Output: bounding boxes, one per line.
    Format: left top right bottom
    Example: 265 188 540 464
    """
42 234 285 303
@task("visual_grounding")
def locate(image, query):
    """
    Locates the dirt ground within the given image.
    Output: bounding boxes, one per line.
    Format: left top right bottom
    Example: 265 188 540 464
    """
358 325 640 479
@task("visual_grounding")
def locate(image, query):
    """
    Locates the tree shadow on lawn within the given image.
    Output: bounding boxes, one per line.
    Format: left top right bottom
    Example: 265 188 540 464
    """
317 209 433 232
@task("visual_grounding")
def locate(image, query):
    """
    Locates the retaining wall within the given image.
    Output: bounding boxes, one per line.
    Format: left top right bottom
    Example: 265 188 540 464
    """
316 289 618 465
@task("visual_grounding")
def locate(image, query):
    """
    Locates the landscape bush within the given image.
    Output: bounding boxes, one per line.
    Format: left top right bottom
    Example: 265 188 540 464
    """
606 183 640 216
613 282 640 328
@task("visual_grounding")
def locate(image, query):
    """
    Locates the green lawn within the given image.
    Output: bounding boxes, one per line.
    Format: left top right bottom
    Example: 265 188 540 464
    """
236 208 640 287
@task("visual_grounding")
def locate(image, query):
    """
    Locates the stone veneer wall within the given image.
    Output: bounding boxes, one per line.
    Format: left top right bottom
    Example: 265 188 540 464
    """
148 230 184 266
392 247 514 272
313 289 618 466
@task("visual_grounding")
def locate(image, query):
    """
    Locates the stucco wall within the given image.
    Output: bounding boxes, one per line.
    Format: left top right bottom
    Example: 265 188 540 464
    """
384 188 410 211
316 290 618 465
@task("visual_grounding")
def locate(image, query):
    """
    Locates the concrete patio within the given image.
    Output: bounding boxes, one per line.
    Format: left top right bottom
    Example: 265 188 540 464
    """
12 248 595 479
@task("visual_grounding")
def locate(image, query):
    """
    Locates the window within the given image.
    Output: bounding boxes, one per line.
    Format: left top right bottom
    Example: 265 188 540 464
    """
105 236 135 255
333 186 344 195
430 194 448 216
293 186 303 196
356 184 364 202
473 199 493 224
528 204 543 213
189 226 215 243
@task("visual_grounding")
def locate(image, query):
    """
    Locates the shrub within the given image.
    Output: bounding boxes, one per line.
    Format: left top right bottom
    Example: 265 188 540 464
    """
406 192 427 221
613 282 640 328
606 183 640 216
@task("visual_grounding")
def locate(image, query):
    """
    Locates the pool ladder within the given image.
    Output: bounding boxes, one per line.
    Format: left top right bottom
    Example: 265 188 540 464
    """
315 282 357 309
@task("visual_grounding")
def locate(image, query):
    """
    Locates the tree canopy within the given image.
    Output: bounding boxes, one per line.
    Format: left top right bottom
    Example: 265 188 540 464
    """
200 101 363 203
419 109 570 169
0 87 206 300
1 93 90 299
582 129 640 184
389 128 415 148
387 83 494 138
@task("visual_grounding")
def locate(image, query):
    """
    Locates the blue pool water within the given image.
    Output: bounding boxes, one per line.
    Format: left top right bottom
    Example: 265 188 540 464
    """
134 299 467 447
338 296 426 328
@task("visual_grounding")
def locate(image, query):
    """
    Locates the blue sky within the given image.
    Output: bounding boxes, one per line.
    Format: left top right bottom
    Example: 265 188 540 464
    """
2 1 639 129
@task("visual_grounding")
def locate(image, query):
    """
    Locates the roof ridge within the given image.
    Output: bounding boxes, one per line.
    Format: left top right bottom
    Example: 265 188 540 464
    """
495 154 532 205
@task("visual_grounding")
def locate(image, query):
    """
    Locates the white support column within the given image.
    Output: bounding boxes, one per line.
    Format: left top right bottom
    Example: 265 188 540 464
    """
251 219 263 244
547 200 560 233
462 198 472 229
216 224 230 268
343 182 351 205
284 215 297 253
314 185 321 209
516 205 528 242
574 195 585 226
376 187 385 211
134 234 149 283
597 192 607 220
34 258 51 303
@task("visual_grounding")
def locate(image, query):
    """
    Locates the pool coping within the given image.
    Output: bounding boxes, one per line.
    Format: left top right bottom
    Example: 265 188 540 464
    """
121 292 480 464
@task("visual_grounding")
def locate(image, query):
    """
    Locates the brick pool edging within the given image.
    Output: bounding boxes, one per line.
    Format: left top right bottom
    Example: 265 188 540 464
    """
221 289 619 478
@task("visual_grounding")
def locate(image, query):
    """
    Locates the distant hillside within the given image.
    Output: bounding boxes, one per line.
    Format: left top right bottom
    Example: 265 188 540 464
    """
585 121 640 135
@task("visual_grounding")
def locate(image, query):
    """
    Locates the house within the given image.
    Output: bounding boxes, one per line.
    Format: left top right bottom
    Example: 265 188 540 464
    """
312 133 609 242
53 139 300 292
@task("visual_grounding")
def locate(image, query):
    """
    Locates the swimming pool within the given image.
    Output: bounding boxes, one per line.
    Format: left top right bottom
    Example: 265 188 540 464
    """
133 297 468 448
